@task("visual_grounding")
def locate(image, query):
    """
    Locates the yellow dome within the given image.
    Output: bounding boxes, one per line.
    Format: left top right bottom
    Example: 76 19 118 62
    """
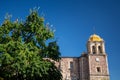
89 34 103 41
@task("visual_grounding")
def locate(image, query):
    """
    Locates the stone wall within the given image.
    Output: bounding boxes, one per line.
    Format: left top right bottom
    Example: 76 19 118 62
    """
79 54 89 80
89 76 110 80
58 57 79 80
54 54 109 80
88 54 109 80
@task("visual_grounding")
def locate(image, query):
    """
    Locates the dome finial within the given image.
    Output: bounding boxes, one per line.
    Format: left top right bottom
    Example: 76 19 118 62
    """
93 26 96 34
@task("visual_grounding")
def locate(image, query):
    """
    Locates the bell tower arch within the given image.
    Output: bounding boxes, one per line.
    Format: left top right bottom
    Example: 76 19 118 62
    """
87 34 105 54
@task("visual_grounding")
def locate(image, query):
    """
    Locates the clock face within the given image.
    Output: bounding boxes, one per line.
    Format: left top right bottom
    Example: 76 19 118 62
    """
95 58 100 62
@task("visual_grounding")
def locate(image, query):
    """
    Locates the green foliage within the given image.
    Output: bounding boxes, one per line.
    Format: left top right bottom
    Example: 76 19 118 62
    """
0 10 62 80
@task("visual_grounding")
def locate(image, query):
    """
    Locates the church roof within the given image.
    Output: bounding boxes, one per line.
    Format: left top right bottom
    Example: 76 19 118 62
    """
89 34 103 41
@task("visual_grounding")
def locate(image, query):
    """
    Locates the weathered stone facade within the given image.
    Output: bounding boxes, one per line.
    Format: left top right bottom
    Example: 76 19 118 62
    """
56 34 110 80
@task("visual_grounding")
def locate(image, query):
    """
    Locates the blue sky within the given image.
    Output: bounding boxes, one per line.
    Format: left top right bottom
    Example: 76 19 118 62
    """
0 0 120 80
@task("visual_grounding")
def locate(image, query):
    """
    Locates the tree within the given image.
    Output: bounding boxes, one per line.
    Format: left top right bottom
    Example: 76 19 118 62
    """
0 9 62 80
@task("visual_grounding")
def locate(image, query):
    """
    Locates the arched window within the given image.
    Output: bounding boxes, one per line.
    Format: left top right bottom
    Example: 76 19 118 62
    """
98 46 102 53
92 46 96 54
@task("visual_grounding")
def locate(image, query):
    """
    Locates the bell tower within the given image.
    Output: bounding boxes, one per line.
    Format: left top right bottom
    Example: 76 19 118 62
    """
87 34 110 80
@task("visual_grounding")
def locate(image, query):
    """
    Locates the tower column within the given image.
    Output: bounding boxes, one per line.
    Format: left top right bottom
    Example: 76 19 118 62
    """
96 43 99 54
102 42 105 53
90 44 92 54
87 42 92 54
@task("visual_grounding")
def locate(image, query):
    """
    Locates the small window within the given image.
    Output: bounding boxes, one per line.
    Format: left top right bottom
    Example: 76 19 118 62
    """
70 62 73 70
96 67 101 72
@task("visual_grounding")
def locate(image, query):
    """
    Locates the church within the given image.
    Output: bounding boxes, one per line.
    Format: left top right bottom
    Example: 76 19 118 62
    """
55 34 110 80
